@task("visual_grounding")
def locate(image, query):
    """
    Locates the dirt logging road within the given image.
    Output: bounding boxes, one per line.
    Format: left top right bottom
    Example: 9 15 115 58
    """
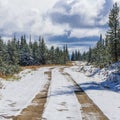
13 67 108 120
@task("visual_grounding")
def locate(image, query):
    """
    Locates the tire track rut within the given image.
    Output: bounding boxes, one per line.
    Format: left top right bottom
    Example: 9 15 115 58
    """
13 69 52 120
61 68 109 120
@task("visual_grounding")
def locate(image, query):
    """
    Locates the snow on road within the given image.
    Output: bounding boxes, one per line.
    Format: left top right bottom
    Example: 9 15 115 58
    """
1 65 119 120
42 68 82 120
0 67 49 119
65 66 120 120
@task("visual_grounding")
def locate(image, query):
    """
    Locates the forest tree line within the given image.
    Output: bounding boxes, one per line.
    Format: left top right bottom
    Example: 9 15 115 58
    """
1 2 119 76
81 3 120 67
0 36 69 76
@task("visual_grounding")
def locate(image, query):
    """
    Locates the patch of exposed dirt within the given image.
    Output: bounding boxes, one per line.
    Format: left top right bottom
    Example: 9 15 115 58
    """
59 102 66 106
0 81 3 89
12 70 52 120
57 109 68 111
0 81 3 100
61 70 109 120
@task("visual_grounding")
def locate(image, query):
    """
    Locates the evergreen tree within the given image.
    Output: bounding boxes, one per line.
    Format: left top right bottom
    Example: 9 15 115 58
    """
54 47 60 64
0 37 7 75
32 41 39 65
19 35 32 66
107 2 119 62
117 28 120 59
38 37 47 65
0 35 70 75
71 51 75 61
88 47 92 63
77 50 81 61
63 45 69 64
71 50 81 61
7 39 19 65
81 52 87 61
49 46 55 64
65 44 69 61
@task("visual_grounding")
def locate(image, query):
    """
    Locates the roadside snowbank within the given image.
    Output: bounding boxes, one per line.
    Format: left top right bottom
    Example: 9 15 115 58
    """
65 62 120 120
74 61 120 91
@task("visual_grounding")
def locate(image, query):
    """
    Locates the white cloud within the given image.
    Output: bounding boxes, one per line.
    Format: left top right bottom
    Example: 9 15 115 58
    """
113 0 120 3
4 0 59 14
0 0 117 40
70 28 106 38
0 0 117 52
0 0 59 35
31 18 68 36
49 0 111 28
70 0 106 25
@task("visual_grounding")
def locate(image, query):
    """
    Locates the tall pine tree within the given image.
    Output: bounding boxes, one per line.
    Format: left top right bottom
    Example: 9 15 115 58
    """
107 2 119 62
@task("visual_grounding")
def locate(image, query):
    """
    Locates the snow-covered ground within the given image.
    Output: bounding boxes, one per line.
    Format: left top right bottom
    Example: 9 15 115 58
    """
42 68 82 120
0 63 120 120
0 67 49 119
65 62 120 120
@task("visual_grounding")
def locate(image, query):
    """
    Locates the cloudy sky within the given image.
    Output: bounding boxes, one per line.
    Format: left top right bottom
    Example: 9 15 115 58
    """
0 0 120 53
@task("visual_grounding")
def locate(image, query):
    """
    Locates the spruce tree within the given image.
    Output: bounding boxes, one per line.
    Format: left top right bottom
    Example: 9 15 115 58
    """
77 50 81 61
0 37 6 75
107 2 119 62
49 46 55 64
7 39 19 65
39 37 47 65
71 51 75 61
88 47 92 63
